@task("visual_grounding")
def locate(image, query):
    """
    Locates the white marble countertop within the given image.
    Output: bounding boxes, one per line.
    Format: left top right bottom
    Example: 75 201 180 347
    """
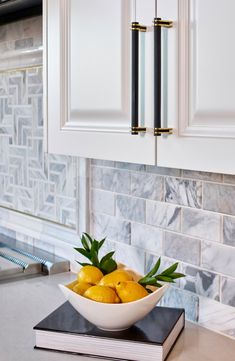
0 272 235 361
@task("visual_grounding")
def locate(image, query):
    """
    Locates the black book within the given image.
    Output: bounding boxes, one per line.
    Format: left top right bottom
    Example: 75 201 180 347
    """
34 302 185 361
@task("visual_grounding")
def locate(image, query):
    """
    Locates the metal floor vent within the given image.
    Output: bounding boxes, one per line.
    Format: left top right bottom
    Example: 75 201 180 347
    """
0 233 70 281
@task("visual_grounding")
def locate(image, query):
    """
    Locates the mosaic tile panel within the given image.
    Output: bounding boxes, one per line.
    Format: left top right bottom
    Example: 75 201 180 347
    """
0 17 77 228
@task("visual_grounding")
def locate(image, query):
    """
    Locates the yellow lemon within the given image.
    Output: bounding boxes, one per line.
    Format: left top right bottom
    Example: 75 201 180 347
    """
116 281 148 303
77 265 103 285
84 285 120 303
99 269 133 289
73 282 92 296
66 279 78 290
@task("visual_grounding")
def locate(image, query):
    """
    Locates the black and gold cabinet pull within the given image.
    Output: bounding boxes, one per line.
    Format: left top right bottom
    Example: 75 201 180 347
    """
130 14 147 135
153 11 173 136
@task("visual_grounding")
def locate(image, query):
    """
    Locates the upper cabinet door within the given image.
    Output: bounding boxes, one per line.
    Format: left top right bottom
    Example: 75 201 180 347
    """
44 0 157 164
157 0 235 174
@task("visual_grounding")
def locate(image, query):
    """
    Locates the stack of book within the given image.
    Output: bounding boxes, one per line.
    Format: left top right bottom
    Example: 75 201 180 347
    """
34 302 185 361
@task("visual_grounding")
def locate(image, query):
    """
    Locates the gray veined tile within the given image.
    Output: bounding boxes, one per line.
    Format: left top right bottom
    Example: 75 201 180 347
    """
199 297 235 338
0 19 76 227
165 177 202 208
131 222 162 254
146 200 181 231
181 264 220 301
182 170 222 182
98 239 116 260
131 173 164 201
116 194 145 223
102 168 131 194
91 166 131 194
160 286 199 322
223 174 235 185
115 161 146 172
145 165 181 177
91 159 115 168
91 213 131 244
223 216 235 247
55 196 76 228
182 208 221 242
91 166 103 189
91 189 115 216
114 243 145 275
164 232 201 266
221 277 235 307
201 241 235 278
203 183 235 216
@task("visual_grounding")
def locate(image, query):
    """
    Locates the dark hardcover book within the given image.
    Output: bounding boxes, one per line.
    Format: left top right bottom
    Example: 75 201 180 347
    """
34 302 185 361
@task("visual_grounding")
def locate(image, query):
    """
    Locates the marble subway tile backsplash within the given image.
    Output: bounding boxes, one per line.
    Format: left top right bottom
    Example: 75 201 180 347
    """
146 200 181 231
182 208 221 242
90 161 235 338
223 216 235 247
131 172 164 201
201 241 235 278
181 265 220 301
131 222 162 254
91 213 131 244
165 176 202 208
160 286 199 322
203 182 235 215
116 194 146 223
221 278 235 307
164 232 201 266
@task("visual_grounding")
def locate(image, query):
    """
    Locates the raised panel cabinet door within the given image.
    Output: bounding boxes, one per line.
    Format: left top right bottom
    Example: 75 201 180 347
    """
157 0 235 174
44 0 157 164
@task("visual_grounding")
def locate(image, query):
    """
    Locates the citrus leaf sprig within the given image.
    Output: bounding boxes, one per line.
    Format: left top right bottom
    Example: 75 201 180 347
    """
138 257 185 289
74 233 117 274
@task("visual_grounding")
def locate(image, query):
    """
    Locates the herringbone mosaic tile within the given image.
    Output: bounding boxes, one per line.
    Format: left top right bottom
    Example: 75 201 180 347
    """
0 67 77 228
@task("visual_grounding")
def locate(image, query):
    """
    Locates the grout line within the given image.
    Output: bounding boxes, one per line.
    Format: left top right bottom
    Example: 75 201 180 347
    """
91 163 235 187
90 184 235 220
91 206 232 246
201 180 204 209
199 238 202 267
219 274 222 303
220 215 224 244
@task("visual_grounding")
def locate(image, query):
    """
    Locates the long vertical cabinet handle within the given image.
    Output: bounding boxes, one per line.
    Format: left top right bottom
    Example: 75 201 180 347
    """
153 13 173 136
131 2 147 135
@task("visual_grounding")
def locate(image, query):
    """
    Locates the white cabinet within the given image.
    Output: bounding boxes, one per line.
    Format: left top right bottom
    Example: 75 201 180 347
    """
44 0 159 164
157 0 235 174
45 0 235 174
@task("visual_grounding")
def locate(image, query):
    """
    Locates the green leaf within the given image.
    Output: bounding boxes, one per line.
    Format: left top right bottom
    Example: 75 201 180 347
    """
156 275 175 283
90 253 99 267
171 272 185 279
91 240 100 254
101 259 117 274
146 257 161 278
76 261 91 267
74 247 91 260
139 277 158 285
98 238 106 250
80 235 90 251
161 262 179 276
83 232 93 245
100 251 115 265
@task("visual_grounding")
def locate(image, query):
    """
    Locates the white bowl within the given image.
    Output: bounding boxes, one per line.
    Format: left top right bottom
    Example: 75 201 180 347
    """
59 266 169 331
